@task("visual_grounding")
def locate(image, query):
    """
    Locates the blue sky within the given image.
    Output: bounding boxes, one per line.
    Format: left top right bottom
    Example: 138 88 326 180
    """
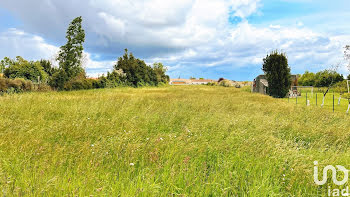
0 0 349 80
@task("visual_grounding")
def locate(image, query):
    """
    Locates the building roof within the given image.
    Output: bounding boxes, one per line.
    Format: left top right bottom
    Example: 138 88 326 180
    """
260 79 268 87
191 79 215 83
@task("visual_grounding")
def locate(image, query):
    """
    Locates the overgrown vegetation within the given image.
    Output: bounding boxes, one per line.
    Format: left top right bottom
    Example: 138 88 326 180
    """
1 86 349 196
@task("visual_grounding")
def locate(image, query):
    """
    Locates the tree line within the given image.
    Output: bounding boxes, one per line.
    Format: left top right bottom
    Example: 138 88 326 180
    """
298 70 348 87
0 16 169 94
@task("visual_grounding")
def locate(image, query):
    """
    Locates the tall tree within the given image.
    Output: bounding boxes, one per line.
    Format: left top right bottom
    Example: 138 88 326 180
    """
56 16 85 79
262 50 291 98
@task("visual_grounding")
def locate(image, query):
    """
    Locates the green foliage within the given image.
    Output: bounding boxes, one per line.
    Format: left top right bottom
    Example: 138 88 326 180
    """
49 70 68 90
153 62 170 84
262 51 291 98
298 71 315 86
40 59 58 77
299 70 344 87
51 16 86 90
333 80 348 93
314 70 343 87
56 16 85 80
3 56 48 82
92 76 108 89
347 74 350 80
106 69 128 87
112 49 168 87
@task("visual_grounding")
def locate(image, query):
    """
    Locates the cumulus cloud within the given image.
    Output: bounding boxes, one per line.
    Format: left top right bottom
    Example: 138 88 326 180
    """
0 28 113 77
0 28 59 61
0 0 349 79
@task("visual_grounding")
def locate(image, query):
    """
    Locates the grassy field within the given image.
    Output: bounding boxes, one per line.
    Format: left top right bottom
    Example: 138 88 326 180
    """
1 86 350 196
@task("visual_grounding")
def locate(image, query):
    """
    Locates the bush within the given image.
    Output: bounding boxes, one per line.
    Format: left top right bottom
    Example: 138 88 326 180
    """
0 78 33 94
207 82 217 86
0 78 7 92
3 57 48 82
333 80 348 93
49 70 68 90
37 84 52 92
64 78 93 91
219 80 234 87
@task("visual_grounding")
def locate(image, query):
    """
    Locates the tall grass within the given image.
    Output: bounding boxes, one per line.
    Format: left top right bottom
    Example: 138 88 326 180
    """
1 86 350 196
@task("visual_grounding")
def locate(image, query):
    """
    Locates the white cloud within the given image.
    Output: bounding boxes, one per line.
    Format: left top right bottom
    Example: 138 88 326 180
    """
0 28 114 77
0 28 59 61
0 0 349 79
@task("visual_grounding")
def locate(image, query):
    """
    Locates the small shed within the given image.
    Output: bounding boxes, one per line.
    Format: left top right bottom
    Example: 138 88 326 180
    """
252 75 269 94
252 74 298 95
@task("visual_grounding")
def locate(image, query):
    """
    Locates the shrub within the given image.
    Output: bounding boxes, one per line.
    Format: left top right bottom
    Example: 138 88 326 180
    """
64 78 93 91
3 57 48 82
0 78 33 94
219 80 233 87
333 80 348 93
0 78 7 92
207 82 217 86
37 84 52 92
49 70 68 90
8 79 23 92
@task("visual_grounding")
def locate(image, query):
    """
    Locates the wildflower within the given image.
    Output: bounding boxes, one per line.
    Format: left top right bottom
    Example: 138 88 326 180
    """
146 138 150 140
91 144 94 147
130 163 135 166
160 137 164 141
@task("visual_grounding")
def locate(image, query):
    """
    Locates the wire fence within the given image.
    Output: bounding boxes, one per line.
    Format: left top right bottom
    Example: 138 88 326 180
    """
286 90 350 113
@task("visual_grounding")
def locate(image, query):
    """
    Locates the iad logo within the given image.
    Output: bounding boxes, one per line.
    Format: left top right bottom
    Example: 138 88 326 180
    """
314 161 349 196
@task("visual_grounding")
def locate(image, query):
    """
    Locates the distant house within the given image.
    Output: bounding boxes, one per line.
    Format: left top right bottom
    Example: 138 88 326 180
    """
169 79 192 85
169 78 215 85
252 74 298 95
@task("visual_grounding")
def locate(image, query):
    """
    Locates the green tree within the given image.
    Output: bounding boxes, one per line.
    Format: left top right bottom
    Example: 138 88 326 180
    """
40 59 58 77
56 16 85 80
113 49 158 87
3 56 47 83
298 71 316 86
314 70 343 87
347 74 350 80
262 51 291 98
153 62 169 84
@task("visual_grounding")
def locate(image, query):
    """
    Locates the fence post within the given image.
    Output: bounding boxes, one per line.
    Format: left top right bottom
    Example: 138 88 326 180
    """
333 94 335 112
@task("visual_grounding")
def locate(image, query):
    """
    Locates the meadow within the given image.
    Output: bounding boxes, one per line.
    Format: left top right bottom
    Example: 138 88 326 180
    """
1 86 350 196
